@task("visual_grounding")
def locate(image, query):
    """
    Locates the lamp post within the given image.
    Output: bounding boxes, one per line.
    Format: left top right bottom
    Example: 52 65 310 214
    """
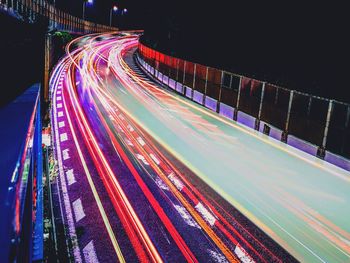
109 5 118 27
82 0 93 20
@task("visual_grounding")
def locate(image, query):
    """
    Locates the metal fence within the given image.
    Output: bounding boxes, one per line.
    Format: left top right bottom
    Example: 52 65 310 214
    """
0 0 116 33
0 84 43 262
138 42 350 160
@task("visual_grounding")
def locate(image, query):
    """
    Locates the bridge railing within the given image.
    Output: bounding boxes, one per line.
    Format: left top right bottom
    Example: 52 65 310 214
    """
137 42 350 167
0 0 116 33
0 84 43 262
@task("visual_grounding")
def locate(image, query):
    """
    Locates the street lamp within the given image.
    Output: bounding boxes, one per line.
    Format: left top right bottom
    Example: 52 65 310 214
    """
109 5 118 27
82 0 93 20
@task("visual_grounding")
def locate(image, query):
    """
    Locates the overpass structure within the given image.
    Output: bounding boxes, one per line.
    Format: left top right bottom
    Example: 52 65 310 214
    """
0 1 117 262
0 0 116 34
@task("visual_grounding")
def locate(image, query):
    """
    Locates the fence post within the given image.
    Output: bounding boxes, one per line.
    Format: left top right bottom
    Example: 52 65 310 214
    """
255 82 266 130
217 70 224 113
281 90 294 142
43 33 51 102
233 76 242 121
182 61 186 95
202 66 209 105
307 96 312 116
176 59 179 84
191 64 196 100
317 100 334 159
168 57 171 87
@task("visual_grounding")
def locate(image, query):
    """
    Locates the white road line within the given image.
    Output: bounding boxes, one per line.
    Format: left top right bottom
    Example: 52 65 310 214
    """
57 103 63 108
195 202 216 227
52 68 82 262
83 241 99 263
168 173 184 191
58 121 65 128
234 244 255 263
136 137 145 146
62 149 70 160
57 96 62 101
150 153 160 165
66 169 76 185
73 198 86 223
58 111 64 117
60 133 68 142
63 68 125 262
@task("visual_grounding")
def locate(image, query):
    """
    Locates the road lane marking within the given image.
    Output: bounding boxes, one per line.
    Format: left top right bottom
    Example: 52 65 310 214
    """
66 169 76 186
58 111 64 117
62 74 126 262
234 244 255 263
195 202 216 227
60 133 68 142
83 241 99 263
52 67 82 262
150 153 160 165
62 149 70 160
73 198 86 223
136 137 145 146
58 121 65 128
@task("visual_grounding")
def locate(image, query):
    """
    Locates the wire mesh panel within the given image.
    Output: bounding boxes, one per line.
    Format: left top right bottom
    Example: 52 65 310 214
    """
260 84 290 130
194 64 206 93
238 78 263 118
206 67 221 99
220 72 238 108
158 52 166 74
177 59 185 84
165 55 171 67
289 93 329 146
184 61 195 87
327 102 350 158
169 57 178 80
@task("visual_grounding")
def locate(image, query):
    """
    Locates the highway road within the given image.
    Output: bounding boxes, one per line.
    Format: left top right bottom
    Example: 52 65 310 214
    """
50 32 350 263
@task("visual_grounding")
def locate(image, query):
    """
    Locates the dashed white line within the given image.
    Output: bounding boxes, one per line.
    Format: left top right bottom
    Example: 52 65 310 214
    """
150 153 160 165
136 137 145 146
234 244 255 263
66 169 76 186
57 103 63 108
52 67 82 262
195 202 216 227
72 198 86 223
62 149 70 160
58 111 64 117
59 121 65 128
60 132 68 142
83 241 99 263
168 172 184 191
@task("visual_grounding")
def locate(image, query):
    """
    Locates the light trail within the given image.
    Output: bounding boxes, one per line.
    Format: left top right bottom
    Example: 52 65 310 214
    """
50 32 350 263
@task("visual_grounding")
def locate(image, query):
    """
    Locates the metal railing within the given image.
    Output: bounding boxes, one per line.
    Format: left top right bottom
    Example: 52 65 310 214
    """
0 84 43 262
137 42 350 161
0 0 117 33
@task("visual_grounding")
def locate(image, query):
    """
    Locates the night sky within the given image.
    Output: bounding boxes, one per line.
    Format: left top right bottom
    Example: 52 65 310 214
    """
54 0 350 101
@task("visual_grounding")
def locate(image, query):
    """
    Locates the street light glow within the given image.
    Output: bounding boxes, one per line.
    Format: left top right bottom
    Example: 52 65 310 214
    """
113 6 118 12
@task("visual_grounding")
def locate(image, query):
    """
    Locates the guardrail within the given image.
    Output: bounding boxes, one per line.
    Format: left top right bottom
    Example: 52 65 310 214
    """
0 84 43 262
0 0 116 33
137 42 350 169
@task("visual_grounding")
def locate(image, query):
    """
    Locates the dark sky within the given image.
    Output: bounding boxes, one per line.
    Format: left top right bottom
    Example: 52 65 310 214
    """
53 0 350 101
